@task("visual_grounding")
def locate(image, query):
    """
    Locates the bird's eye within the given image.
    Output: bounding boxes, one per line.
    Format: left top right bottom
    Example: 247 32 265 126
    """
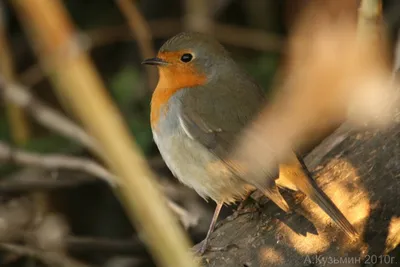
180 53 193 63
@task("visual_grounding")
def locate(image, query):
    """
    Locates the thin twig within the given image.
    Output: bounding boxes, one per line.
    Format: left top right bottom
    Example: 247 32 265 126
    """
88 19 284 52
214 22 284 52
0 3 30 145
66 236 146 255
0 141 115 185
115 0 157 90
0 196 35 243
0 77 102 156
0 158 167 192
167 199 199 229
115 0 154 60
0 243 92 267
0 169 98 192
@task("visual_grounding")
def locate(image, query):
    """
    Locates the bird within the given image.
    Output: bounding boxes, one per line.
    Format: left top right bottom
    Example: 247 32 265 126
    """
142 32 358 255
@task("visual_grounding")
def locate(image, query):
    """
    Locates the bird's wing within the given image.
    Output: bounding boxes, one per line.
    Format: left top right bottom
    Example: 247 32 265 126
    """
178 83 290 211
178 82 263 158
178 107 232 156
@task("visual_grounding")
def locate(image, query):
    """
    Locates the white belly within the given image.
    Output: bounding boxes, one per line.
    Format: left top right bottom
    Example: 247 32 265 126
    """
152 129 250 203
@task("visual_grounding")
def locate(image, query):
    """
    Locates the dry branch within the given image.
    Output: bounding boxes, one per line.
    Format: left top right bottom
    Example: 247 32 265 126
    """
66 236 145 255
0 2 30 145
0 243 91 267
0 168 99 192
88 19 284 52
115 0 158 89
0 141 115 185
0 197 35 243
0 77 101 156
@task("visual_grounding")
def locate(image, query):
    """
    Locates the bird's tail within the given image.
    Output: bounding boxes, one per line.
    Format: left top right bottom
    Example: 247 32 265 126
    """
295 155 359 239
227 158 290 213
261 184 290 213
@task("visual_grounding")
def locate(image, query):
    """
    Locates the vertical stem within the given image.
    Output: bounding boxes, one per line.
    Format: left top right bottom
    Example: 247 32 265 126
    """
358 0 382 37
183 0 213 33
115 0 158 90
0 8 30 145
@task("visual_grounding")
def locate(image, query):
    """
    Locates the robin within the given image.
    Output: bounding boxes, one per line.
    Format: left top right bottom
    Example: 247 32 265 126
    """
142 32 358 254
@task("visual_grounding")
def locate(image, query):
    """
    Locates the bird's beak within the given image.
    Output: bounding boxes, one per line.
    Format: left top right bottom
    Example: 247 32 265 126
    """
141 57 168 66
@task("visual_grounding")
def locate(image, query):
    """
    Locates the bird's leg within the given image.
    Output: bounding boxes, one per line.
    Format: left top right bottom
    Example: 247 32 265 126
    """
196 202 223 255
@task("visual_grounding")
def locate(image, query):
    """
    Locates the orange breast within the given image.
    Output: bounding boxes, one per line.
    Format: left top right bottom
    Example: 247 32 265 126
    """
150 58 207 129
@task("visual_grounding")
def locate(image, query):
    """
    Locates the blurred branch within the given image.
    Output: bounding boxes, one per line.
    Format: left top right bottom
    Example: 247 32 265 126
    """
358 0 382 34
0 243 91 267
0 141 115 185
357 0 383 50
87 20 176 49
304 122 354 169
167 199 199 229
183 0 213 33
115 0 154 59
0 207 81 266
0 168 99 192
0 3 30 145
18 19 284 88
0 189 195 264
0 197 34 243
67 236 146 255
214 22 283 52
88 19 284 52
115 0 157 90
0 77 102 156
394 28 400 76
212 0 233 17
228 0 395 181
18 64 43 87
0 158 166 192
357 0 398 81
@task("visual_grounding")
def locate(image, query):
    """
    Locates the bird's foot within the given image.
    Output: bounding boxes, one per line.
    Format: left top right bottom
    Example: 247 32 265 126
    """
229 205 261 222
215 202 261 228
192 236 211 256
192 239 238 256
